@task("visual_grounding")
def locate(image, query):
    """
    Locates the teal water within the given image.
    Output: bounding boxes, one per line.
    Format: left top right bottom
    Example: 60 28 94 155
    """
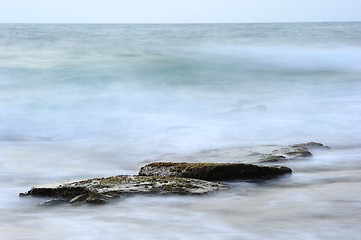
1 23 361 240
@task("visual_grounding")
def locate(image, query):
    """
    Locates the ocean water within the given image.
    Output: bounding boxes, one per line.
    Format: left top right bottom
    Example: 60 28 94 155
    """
0 23 361 240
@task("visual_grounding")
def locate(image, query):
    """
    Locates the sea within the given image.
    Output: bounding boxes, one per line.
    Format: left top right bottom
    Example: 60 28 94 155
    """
0 22 361 240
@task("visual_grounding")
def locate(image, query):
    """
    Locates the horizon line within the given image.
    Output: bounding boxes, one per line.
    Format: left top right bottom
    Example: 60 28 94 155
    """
1 20 361 25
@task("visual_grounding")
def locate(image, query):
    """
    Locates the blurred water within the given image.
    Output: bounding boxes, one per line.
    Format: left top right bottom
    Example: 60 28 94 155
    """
0 23 361 240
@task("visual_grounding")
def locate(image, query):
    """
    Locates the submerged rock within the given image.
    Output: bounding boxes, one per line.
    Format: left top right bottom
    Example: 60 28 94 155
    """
20 175 229 205
262 142 330 162
139 162 292 181
141 142 330 165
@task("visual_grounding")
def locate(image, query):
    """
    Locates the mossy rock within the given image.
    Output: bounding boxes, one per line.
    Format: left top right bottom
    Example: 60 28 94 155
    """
20 175 229 205
139 162 292 181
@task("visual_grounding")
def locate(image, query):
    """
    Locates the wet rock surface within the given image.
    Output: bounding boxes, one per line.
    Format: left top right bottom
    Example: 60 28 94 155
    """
19 142 328 206
139 162 292 181
20 175 229 205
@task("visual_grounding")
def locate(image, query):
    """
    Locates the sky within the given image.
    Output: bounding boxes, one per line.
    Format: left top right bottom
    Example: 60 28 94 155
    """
0 0 360 23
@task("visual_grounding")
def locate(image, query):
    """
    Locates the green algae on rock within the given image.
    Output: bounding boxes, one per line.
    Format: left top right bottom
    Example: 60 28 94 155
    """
139 162 292 181
19 175 229 205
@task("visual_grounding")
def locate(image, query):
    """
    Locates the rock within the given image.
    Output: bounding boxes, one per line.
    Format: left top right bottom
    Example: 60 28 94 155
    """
265 142 330 162
139 162 292 181
290 142 330 150
141 142 330 165
258 155 287 163
19 142 329 206
20 175 229 205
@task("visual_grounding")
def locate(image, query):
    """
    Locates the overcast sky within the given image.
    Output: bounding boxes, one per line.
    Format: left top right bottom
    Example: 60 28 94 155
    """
0 0 360 23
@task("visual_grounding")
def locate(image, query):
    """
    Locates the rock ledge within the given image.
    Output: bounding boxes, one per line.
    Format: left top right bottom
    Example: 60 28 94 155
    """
20 175 229 205
139 162 292 181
